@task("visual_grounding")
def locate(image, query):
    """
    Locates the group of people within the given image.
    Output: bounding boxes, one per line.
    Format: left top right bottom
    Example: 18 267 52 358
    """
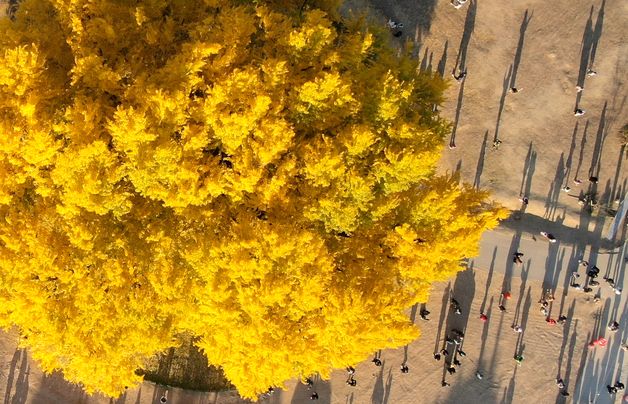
295 248 623 401
373 0 626 401
572 259 623 299
434 295 469 386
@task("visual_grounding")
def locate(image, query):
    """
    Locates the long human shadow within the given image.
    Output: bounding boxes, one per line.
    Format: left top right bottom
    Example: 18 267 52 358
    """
518 143 536 198
403 303 419 364
576 7 594 88
547 248 569 319
589 0 605 71
509 9 533 89
573 120 589 183
575 300 612 402
511 264 530 327
477 297 493 374
449 80 466 148
556 247 581 317
3 349 21 404
10 350 29 404
370 360 393 404
541 235 561 295
473 131 488 189
576 0 605 89
561 318 579 399
608 144 626 210
420 47 433 72
479 247 497 314
572 329 593 403
593 300 624 401
500 230 523 299
543 153 565 221
588 102 607 181
453 0 477 74
493 65 513 144
576 104 607 242
437 40 448 78
433 283 451 356
514 287 531 357
502 365 518 404
556 300 577 379
487 297 507 387
563 123 578 189
134 386 142 404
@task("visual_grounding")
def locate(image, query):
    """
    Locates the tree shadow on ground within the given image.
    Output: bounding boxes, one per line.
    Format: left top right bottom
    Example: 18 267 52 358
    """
30 370 91 404
346 0 437 41
440 268 475 386
291 376 330 404
141 337 232 393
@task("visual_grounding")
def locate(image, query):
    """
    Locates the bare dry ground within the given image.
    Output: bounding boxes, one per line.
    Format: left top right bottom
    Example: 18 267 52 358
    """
345 0 627 232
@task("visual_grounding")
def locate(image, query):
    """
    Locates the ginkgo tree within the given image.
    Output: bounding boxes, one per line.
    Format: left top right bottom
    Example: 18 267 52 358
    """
0 0 507 400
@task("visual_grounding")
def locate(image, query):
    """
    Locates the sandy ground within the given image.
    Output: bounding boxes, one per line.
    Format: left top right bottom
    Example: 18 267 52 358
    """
344 0 627 231
1 0 627 403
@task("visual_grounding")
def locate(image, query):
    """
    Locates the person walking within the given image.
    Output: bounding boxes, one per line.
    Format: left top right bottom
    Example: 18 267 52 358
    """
451 298 462 315
608 321 620 332
604 277 616 287
540 231 557 243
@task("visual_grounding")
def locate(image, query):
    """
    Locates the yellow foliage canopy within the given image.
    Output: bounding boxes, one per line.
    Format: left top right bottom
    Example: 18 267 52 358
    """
0 0 507 400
